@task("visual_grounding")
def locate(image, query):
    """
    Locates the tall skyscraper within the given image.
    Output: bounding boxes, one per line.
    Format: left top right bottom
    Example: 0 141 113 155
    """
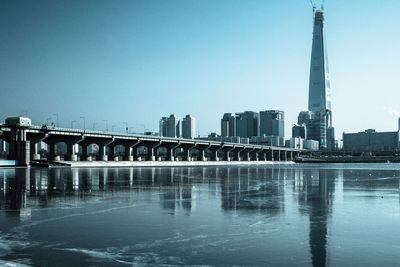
299 8 335 149
159 117 168 137
259 110 285 138
221 113 236 137
235 111 259 138
159 114 180 138
308 10 331 113
182 115 196 139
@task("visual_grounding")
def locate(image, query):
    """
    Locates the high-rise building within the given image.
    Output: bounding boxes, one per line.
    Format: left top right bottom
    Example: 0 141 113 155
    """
298 111 313 125
159 114 180 138
221 113 236 137
299 9 335 149
159 117 168 137
259 110 285 138
182 115 196 139
235 111 259 138
292 124 306 139
308 10 331 113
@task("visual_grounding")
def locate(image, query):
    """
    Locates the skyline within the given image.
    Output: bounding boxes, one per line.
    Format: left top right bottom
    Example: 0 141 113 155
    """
1 0 400 137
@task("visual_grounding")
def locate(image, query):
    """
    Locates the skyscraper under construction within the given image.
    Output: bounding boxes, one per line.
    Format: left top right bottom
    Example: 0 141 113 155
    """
298 7 335 150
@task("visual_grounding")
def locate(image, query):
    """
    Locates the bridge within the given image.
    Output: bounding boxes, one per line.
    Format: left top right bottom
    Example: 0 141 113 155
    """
0 120 306 166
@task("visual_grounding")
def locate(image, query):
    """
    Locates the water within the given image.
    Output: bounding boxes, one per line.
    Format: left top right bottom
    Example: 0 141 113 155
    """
0 164 400 266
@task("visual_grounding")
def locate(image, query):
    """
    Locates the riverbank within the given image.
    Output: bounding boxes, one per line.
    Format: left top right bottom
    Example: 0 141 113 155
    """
31 160 295 168
295 156 400 163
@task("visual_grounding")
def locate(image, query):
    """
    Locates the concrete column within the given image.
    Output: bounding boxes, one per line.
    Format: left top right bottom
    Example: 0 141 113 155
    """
166 147 175 161
14 140 30 166
270 150 274 161
48 143 56 160
252 152 259 161
183 149 191 161
198 149 206 161
147 147 156 161
132 147 139 161
234 151 240 161
81 145 88 161
30 142 40 160
65 143 78 161
99 145 108 161
210 150 218 161
223 150 231 161
124 146 133 161
109 146 116 161
290 151 293 161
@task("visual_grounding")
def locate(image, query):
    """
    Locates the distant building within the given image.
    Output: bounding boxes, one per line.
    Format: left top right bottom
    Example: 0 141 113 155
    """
327 126 335 150
259 110 284 139
221 113 236 137
298 111 313 125
343 129 400 152
159 114 180 138
250 135 283 147
201 135 249 144
292 124 306 139
182 115 196 139
304 139 320 151
285 137 304 150
296 109 334 149
159 117 168 137
235 111 259 138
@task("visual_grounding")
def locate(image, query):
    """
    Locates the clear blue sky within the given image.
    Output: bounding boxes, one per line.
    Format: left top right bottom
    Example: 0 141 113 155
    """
1 0 400 137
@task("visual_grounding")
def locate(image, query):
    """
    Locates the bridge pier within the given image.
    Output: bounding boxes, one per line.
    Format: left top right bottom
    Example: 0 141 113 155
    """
80 144 88 160
47 143 58 161
251 149 261 161
233 147 245 161
194 144 209 161
274 150 280 161
267 149 274 161
132 146 139 161
209 147 219 161
198 149 206 161
65 143 78 161
222 147 234 161
145 143 161 161
124 147 133 161
164 145 176 161
243 151 250 161
259 151 266 161
98 145 108 161
30 142 40 160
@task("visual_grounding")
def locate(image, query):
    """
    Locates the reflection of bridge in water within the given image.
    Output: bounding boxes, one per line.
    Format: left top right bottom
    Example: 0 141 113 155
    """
0 123 305 166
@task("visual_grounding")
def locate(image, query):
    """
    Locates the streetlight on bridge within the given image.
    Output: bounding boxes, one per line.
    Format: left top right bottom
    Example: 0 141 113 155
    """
103 120 108 132
80 116 86 132
53 113 59 127
123 122 128 133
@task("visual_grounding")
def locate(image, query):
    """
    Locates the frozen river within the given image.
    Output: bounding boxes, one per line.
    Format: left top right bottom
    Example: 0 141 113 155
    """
1 164 400 266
